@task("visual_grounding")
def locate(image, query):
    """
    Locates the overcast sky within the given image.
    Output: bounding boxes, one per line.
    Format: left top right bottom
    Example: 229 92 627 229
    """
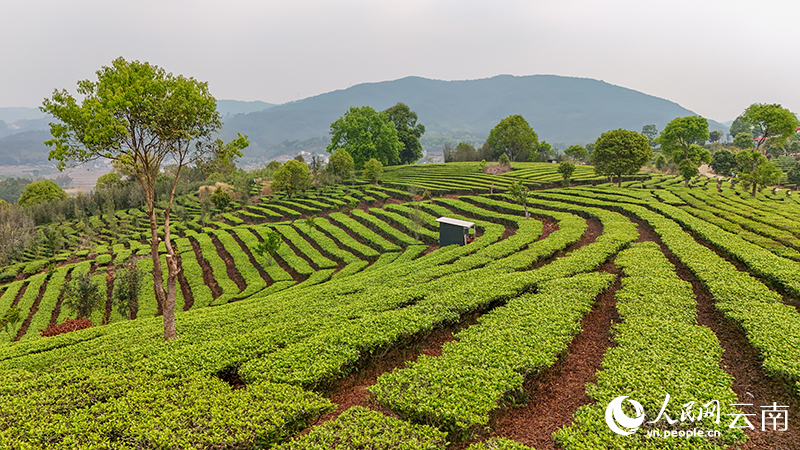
2 0 798 122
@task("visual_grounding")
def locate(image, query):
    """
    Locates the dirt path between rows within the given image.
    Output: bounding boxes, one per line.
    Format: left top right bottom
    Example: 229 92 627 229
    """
189 237 222 300
14 274 50 341
453 261 622 450
629 216 800 449
209 234 247 292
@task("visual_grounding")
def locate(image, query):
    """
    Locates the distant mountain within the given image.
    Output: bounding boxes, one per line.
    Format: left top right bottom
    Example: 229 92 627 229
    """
0 107 45 123
219 75 727 162
0 75 729 166
216 100 275 119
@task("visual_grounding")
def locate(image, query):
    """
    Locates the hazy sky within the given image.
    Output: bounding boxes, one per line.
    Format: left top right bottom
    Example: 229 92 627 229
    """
2 0 798 122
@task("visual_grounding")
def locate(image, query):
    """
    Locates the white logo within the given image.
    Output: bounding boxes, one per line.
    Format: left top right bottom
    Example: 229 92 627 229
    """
606 396 645 435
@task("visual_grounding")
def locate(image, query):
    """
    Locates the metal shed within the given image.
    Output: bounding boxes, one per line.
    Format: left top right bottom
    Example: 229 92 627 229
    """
435 217 475 247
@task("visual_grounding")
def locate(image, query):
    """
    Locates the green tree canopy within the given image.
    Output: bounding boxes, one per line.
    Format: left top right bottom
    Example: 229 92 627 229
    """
741 103 799 154
18 179 67 206
363 158 383 184
557 161 576 187
736 149 782 196
709 130 724 143
485 115 539 162
709 149 738 176
326 148 355 180
733 132 754 149
272 159 311 198
656 116 711 187
95 172 125 191
384 103 425 164
729 116 752 138
564 144 589 161
40 57 247 340
787 161 800 187
327 106 402 169
591 129 652 187
641 124 658 146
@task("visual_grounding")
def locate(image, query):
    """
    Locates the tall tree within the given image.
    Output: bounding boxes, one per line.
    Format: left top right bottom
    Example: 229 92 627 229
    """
641 124 658 146
591 129 652 187
564 144 589 161
271 159 311 198
741 103 799 155
736 150 782 196
41 57 248 340
384 103 426 164
327 106 402 169
656 116 711 187
485 115 539 162
709 149 737 176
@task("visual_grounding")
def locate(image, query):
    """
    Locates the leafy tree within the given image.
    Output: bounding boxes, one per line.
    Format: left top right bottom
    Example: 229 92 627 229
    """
485 115 538 162
62 272 104 320
654 153 667 170
741 103 800 157
787 161 800 187
294 154 305 163
210 186 232 210
728 116 752 138
709 130 724 143
557 161 575 187
454 142 478 162
534 141 554 161
564 144 588 161
327 106 402 169
113 260 143 320
384 103 426 164
733 132 754 149
95 172 125 191
327 148 355 181
41 57 248 340
508 180 531 219
736 150 782 196
18 180 67 207
656 116 711 187
254 230 282 265
591 129 653 187
363 158 383 184
305 215 317 231
641 124 658 146
709 149 737 176
271 159 311 198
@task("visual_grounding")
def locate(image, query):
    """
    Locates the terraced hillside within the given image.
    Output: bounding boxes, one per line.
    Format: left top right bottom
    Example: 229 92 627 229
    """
1 164 799 449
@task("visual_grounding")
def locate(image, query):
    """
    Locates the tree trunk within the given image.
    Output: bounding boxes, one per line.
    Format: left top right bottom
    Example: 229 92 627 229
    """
752 182 757 197
147 208 166 313
684 178 689 188
524 203 529 219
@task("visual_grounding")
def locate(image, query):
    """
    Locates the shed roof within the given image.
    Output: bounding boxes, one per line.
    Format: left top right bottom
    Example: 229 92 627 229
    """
435 217 475 228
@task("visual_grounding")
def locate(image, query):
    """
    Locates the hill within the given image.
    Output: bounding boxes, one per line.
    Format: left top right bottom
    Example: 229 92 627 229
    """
0 76 728 166
220 74 728 162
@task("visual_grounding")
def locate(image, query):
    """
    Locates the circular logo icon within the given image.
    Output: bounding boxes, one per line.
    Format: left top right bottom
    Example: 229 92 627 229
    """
605 396 645 435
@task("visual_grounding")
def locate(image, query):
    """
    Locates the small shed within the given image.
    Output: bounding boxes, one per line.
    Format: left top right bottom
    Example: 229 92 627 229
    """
436 217 475 247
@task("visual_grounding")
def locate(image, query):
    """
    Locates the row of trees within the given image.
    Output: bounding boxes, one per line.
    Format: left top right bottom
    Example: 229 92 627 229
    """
326 103 425 168
443 115 556 163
